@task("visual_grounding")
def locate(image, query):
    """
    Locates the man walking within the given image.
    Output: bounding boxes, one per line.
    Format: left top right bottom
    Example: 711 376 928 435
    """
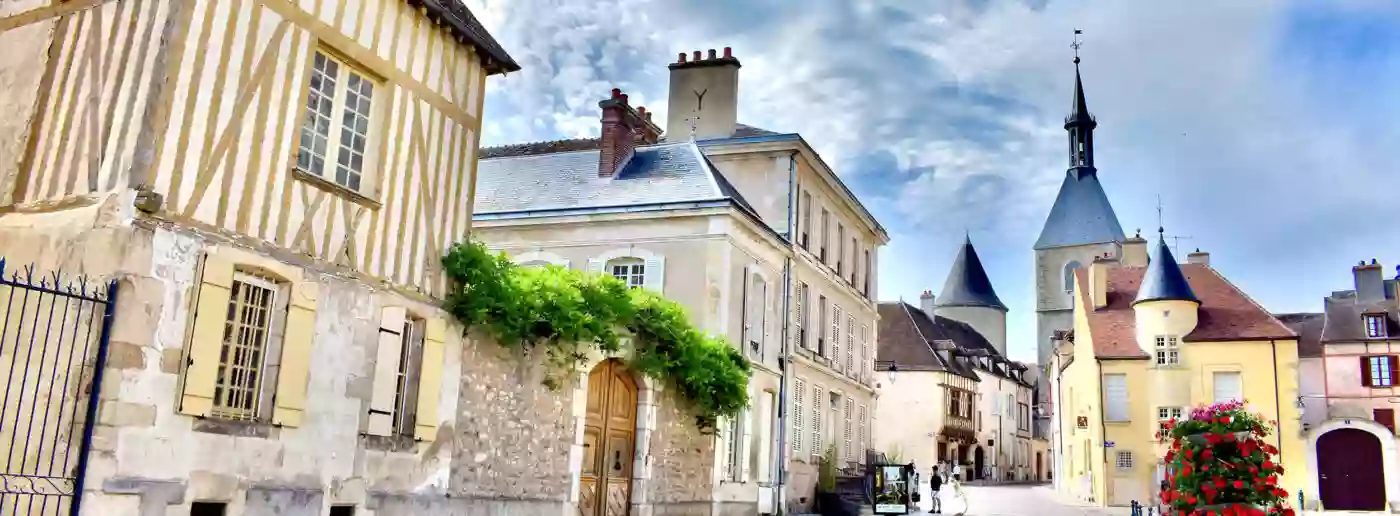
929 465 943 514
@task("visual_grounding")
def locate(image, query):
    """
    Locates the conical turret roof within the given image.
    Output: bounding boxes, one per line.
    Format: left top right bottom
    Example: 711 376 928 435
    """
1134 231 1199 305
935 236 1007 311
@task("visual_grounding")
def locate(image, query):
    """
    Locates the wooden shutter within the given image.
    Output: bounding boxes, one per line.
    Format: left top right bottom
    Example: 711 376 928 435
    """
643 256 666 292
1375 408 1396 434
719 416 733 479
586 258 603 276
1362 356 1373 387
740 406 754 481
367 306 407 436
180 254 236 417
792 378 805 455
740 265 751 346
272 280 318 427
414 317 447 440
1390 356 1399 387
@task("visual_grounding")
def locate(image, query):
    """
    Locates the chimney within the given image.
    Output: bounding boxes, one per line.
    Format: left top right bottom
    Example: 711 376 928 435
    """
1186 248 1210 266
1089 259 1109 309
667 47 741 141
1354 259 1386 302
919 289 936 317
1122 229 1149 267
597 88 662 178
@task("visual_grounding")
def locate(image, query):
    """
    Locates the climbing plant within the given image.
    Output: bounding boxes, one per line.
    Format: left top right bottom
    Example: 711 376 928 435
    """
441 240 751 429
1160 400 1294 516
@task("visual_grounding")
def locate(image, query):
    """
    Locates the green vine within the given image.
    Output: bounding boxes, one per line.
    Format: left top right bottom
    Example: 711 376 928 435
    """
441 240 751 429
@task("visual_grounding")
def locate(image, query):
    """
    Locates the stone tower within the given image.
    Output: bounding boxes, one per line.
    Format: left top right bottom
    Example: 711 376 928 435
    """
935 235 1008 356
1033 57 1126 416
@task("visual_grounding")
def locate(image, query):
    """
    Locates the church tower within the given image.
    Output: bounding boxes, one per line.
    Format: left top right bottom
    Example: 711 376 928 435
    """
1033 54 1126 413
935 235 1009 356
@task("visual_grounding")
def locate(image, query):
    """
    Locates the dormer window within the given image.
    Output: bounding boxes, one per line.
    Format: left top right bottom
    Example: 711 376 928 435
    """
1366 315 1387 339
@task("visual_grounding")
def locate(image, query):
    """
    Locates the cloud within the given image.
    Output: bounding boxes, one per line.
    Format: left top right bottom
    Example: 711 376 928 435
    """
466 0 1400 361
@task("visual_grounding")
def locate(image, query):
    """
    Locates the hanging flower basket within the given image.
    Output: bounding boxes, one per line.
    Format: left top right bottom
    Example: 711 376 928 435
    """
1183 431 1253 447
1159 400 1296 516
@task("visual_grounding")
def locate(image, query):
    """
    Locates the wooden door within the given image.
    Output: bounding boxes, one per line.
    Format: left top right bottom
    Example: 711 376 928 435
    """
579 360 638 516
1317 428 1386 511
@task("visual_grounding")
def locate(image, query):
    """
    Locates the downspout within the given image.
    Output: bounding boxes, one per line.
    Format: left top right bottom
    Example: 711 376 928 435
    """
1097 358 1107 504
1054 354 1066 492
773 151 798 515
1271 339 1283 458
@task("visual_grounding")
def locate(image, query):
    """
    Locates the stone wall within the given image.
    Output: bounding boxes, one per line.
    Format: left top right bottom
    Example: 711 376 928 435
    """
647 390 716 515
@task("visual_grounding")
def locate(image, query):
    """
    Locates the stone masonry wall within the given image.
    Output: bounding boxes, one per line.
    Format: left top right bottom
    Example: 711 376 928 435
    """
647 390 716 516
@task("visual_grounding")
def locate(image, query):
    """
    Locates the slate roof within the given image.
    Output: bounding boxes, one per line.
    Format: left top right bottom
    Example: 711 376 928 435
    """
482 124 780 159
1275 312 1324 358
1067 65 1095 127
935 236 1007 311
1076 263 1296 359
473 141 757 217
1134 233 1199 305
412 0 520 74
1034 170 1126 250
1320 287 1400 343
875 302 979 380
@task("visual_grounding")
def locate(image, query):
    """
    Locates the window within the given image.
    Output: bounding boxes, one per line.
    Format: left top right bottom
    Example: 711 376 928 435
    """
801 191 812 249
859 324 870 382
863 248 872 297
1363 355 1398 387
745 272 768 357
1212 372 1242 403
1064 261 1082 293
830 305 842 365
1376 408 1396 434
843 398 854 462
609 259 646 288
1154 336 1180 366
795 283 808 349
858 404 868 463
392 317 425 436
191 502 228 516
212 273 286 421
297 51 377 192
726 414 744 480
845 314 855 375
836 224 845 275
811 384 824 456
1103 374 1128 422
792 378 806 455
817 295 828 356
850 237 858 284
1366 315 1387 338
1116 451 1133 470
1006 393 1015 418
819 209 829 263
1157 407 1182 440
1018 403 1030 432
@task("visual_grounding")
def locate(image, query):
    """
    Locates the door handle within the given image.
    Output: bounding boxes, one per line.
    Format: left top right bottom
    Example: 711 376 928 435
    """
614 451 623 471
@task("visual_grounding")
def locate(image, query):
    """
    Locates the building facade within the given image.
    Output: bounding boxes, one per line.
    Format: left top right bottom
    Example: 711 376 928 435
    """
1288 260 1400 512
471 49 888 515
1053 237 1305 508
0 1 539 515
873 237 1036 483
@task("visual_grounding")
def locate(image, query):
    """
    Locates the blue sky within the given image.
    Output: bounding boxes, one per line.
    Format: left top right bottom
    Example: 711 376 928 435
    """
465 0 1400 363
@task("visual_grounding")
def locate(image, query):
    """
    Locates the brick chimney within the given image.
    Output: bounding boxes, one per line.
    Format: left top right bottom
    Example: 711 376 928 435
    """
598 88 662 178
1186 248 1210 266
919 289 935 317
667 47 741 140
1354 259 1386 303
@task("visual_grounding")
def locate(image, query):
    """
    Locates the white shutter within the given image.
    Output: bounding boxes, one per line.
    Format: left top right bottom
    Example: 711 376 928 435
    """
587 258 603 276
811 385 824 456
758 279 769 358
719 417 733 480
1103 374 1128 422
831 306 842 368
1213 372 1242 403
845 314 855 374
741 266 751 346
644 256 666 292
843 398 854 461
858 404 868 462
740 406 754 481
792 378 806 455
368 306 407 436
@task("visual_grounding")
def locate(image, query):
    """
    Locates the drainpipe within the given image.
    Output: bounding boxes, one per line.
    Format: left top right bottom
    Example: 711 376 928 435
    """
773 151 798 515
1271 339 1283 459
1097 358 1107 504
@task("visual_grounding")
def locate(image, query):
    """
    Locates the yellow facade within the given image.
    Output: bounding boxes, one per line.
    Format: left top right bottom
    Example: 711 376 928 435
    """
1058 278 1306 507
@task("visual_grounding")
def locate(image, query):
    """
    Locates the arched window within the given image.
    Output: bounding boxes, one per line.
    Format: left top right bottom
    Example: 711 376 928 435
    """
608 258 646 288
1063 261 1082 293
588 248 665 292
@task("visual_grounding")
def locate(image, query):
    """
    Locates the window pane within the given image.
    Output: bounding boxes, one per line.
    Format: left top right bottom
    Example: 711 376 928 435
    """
332 70 374 191
214 275 278 421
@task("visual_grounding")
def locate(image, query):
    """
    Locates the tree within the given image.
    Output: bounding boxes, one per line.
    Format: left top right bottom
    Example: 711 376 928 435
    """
1159 400 1295 516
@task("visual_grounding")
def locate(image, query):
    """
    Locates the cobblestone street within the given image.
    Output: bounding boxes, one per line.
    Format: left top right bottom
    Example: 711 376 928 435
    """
911 483 1134 516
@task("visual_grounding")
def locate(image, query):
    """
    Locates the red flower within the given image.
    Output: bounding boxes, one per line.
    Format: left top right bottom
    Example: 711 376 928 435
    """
1233 480 1245 489
1223 431 1236 442
1202 449 1214 460
1206 433 1221 445
1276 465 1286 475
1221 416 1232 424
1248 465 1259 474
1188 495 1198 504
1214 477 1226 489
1278 488 1289 498
1264 443 1279 455
1281 509 1295 516
1262 460 1275 470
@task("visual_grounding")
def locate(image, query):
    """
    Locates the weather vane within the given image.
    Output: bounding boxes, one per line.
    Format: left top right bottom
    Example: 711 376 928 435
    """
1071 29 1083 64
1156 194 1164 234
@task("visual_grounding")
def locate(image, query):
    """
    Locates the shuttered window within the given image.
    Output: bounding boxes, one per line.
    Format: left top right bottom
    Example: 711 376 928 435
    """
368 306 429 437
1212 372 1242 403
831 305 842 364
857 404 868 463
212 273 283 421
812 385 824 456
792 378 805 455
1362 355 1398 387
745 271 767 358
843 398 854 461
845 314 855 375
1103 374 1128 422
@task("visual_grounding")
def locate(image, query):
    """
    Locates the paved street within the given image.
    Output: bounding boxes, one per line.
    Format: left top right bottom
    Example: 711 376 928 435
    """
910 483 1134 516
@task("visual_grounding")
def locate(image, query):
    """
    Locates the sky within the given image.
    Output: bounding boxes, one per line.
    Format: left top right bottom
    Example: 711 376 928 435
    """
463 0 1400 363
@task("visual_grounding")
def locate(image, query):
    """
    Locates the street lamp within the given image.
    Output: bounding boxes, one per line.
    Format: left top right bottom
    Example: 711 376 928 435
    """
887 363 899 384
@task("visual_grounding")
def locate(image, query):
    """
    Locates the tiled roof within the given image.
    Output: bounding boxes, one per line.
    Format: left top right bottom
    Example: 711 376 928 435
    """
1275 312 1324 358
1034 170 1126 250
875 303 979 380
1320 292 1400 343
473 141 756 217
1134 234 1199 305
1076 263 1296 359
934 236 1007 311
412 0 520 74
483 123 781 159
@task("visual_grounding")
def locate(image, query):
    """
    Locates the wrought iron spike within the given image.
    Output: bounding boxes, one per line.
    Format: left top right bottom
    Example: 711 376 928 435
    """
23 263 35 282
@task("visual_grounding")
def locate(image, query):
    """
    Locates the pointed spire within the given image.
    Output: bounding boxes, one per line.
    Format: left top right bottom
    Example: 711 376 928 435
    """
935 235 1008 311
1069 64 1093 125
1134 229 1199 305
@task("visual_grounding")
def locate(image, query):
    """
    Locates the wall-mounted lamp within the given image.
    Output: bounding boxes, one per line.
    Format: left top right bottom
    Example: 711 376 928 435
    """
887 363 899 384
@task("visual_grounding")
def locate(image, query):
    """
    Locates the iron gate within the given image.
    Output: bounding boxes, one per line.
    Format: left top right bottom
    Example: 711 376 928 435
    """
0 259 118 516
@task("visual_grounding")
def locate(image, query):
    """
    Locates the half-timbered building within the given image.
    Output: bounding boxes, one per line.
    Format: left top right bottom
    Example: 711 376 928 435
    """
0 1 527 514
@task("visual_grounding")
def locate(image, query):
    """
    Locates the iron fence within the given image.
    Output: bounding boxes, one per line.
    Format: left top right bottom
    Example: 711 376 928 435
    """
0 259 118 516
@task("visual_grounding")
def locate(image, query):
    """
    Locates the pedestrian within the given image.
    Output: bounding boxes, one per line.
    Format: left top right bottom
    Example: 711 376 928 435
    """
930 465 943 514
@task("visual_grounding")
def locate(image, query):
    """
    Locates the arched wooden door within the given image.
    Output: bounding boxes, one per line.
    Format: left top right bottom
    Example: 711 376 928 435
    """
973 447 985 480
579 359 638 516
1318 428 1386 511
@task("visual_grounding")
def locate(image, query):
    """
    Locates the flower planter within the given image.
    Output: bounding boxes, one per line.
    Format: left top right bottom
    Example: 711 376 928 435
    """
1183 431 1253 447
1193 502 1265 515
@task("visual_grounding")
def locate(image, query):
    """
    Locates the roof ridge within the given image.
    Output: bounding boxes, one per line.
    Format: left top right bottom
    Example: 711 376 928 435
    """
1193 264 1297 338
